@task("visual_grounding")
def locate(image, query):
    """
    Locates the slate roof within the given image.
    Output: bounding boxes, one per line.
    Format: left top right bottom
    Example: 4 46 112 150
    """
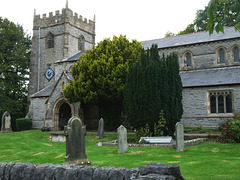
31 72 73 98
31 84 55 98
180 66 240 88
57 51 86 63
141 27 240 49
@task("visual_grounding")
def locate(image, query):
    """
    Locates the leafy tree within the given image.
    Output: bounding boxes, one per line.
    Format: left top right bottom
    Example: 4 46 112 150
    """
0 17 31 130
169 0 240 36
207 0 240 34
123 44 183 135
164 31 176 37
177 23 196 35
63 35 142 130
194 8 209 32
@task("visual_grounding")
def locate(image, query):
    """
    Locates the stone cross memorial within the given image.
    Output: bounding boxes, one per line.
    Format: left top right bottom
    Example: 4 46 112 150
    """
117 125 128 154
96 118 104 139
1 111 12 133
64 116 91 165
176 122 184 151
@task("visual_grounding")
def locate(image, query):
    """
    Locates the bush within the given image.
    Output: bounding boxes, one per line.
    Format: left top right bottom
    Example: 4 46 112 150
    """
133 111 168 143
218 113 240 143
154 110 168 136
16 118 32 131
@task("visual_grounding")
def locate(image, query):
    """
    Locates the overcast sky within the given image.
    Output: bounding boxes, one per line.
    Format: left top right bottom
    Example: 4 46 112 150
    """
1 0 210 43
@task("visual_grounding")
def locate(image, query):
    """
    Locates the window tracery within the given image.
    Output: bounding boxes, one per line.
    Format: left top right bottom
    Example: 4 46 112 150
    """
209 91 232 114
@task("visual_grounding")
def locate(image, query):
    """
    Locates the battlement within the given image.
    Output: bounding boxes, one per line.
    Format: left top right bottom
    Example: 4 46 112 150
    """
33 7 95 33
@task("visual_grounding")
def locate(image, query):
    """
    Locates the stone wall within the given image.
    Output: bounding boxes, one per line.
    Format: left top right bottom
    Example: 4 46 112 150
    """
31 97 47 128
0 162 183 180
158 38 240 70
181 85 240 127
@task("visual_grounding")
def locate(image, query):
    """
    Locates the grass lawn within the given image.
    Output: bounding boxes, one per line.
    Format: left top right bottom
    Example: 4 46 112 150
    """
0 130 240 179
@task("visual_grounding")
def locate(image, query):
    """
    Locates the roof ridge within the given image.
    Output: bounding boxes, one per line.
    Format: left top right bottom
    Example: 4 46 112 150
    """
141 26 236 43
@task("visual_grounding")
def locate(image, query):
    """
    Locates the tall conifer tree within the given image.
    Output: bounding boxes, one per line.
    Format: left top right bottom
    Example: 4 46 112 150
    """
124 44 183 135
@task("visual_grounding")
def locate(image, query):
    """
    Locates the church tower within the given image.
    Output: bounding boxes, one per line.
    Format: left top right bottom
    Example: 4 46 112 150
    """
28 2 95 96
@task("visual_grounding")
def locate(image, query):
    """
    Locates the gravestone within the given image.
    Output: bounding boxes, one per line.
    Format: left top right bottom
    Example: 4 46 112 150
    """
117 125 128 154
176 122 184 151
64 116 91 165
96 118 104 139
1 111 12 133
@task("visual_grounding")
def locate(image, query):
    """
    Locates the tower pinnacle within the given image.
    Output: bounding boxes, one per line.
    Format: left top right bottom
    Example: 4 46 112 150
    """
66 0 69 9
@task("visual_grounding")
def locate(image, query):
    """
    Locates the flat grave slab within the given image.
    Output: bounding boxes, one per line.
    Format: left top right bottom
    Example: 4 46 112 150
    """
139 137 173 144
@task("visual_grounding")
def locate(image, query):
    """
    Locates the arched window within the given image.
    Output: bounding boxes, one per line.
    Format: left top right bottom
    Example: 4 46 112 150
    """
219 48 225 64
78 35 85 51
46 32 54 49
186 53 192 67
233 46 240 63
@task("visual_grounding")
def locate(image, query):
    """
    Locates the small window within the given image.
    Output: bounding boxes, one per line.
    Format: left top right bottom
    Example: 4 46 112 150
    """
219 48 225 64
233 46 239 63
186 53 192 67
184 52 192 68
78 35 85 51
209 91 232 114
46 33 54 49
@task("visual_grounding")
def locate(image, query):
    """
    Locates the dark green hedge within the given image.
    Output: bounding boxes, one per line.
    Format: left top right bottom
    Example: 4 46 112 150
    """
16 118 32 131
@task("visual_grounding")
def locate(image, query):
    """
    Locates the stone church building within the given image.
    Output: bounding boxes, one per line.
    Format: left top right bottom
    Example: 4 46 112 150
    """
27 3 240 130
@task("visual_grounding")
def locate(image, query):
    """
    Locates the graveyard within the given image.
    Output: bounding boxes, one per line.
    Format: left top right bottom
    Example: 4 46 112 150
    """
0 129 240 179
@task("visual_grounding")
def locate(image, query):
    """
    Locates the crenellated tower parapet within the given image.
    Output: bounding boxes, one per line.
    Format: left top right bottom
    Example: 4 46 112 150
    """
33 7 95 35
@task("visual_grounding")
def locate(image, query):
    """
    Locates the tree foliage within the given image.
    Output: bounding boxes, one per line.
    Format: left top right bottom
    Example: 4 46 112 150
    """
166 0 240 36
177 23 196 35
63 35 142 130
164 31 176 37
207 0 240 34
123 44 183 136
0 17 31 130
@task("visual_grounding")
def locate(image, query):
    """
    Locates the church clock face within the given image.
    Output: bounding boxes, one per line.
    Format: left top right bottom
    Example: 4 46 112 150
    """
44 66 55 82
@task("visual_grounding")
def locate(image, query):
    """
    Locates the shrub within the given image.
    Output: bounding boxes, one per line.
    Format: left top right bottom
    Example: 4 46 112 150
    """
153 110 168 136
134 124 152 143
16 118 32 131
218 113 240 143
133 111 168 143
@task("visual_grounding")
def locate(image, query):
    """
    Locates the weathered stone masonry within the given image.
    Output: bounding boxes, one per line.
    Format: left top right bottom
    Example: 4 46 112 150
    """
0 162 183 180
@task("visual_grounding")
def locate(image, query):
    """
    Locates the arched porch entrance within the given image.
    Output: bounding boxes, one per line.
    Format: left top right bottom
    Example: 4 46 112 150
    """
53 98 74 131
59 103 71 130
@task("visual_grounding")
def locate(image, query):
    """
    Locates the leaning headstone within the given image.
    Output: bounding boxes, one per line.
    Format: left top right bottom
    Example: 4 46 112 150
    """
176 122 184 151
1 111 12 133
64 116 91 165
117 125 128 154
96 118 104 139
